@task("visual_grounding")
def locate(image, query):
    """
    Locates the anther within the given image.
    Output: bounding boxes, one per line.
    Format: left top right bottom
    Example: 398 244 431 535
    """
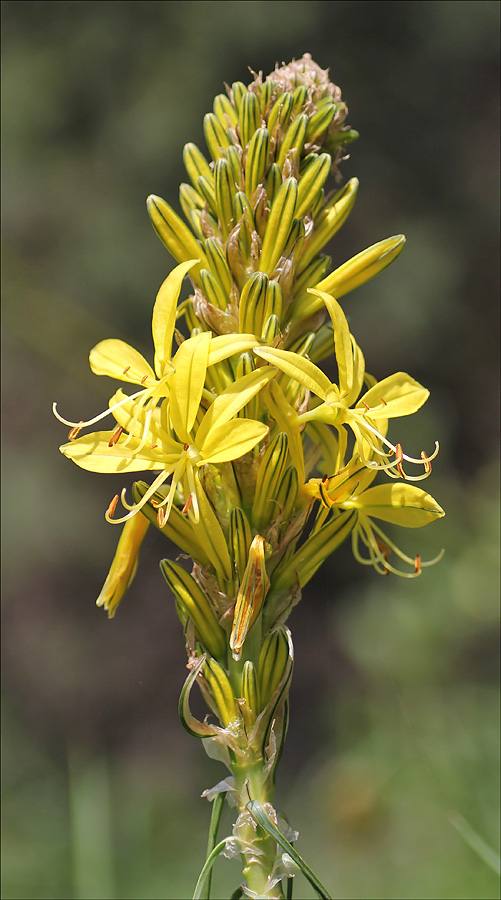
157 507 166 527
394 443 406 479
361 401 370 411
421 451 432 474
106 494 119 518
182 494 193 515
108 426 123 447
140 375 148 385
414 555 421 575
122 366 131 375
150 444 158 450
68 421 83 440
183 443 190 451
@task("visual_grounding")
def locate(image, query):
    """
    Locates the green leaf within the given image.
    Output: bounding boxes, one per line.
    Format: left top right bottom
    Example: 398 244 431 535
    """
192 837 231 900
202 792 226 899
246 801 333 899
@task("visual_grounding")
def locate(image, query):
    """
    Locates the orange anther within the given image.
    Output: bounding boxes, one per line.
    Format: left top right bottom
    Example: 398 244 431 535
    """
394 443 406 479
68 421 83 441
379 397 387 406
414 554 422 575
157 507 166 527
108 426 123 447
140 375 148 385
182 494 193 515
107 494 119 518
421 451 432 474
361 401 370 411
122 366 131 375
183 443 190 451
150 443 158 450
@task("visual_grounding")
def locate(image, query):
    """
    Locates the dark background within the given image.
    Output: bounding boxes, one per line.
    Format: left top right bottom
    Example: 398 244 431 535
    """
2 2 499 898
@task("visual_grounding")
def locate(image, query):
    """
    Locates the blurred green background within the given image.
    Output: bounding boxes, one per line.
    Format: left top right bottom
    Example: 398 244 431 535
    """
2 2 499 898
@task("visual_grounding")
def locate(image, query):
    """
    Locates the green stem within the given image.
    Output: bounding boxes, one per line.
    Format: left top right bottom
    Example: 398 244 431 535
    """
232 758 284 900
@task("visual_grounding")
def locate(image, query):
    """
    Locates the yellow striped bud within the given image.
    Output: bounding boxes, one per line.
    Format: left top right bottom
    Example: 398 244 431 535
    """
196 175 218 218
233 190 255 228
225 144 243 189
229 535 270 661
229 507 252 580
203 112 232 161
258 177 298 276
295 177 359 275
231 81 247 112
239 90 261 148
261 314 280 345
266 163 283 204
179 183 204 222
203 657 237 727
244 127 271 198
160 560 226 661
200 268 227 311
259 79 274 114
214 158 236 238
204 238 233 297
277 113 308 170
295 153 331 219
293 254 331 301
313 234 406 300
291 84 308 114
272 509 357 592
267 92 294 135
282 218 305 261
183 142 213 189
252 433 290 530
241 660 260 723
213 92 239 129
238 272 269 334
274 464 299 520
305 102 338 144
265 280 283 323
258 626 291 709
146 195 206 279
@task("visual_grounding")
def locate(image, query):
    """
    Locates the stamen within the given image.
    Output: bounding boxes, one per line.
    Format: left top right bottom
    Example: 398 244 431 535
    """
150 444 158 450
108 426 123 447
183 443 190 451
140 375 148 385
394 443 406 479
157 507 167 527
68 421 83 440
414 554 421 575
361 401 370 411
421 451 432 474
182 494 193 515
379 397 387 406
106 494 119 518
122 366 131 375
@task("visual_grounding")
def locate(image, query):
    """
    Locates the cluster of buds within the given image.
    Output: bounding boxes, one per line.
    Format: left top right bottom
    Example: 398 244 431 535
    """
54 55 444 898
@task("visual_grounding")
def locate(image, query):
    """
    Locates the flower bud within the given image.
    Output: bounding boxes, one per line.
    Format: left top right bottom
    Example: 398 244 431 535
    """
229 535 270 661
160 560 226 661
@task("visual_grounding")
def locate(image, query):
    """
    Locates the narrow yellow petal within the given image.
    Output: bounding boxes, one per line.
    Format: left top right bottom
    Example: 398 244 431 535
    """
348 483 445 527
200 420 268 465
194 367 276 448
309 289 353 396
359 372 429 418
152 260 198 378
169 332 212 441
96 514 150 618
60 431 166 473
89 339 155 384
254 346 331 400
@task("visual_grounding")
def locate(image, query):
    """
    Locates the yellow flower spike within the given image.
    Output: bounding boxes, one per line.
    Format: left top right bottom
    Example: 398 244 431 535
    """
258 177 298 276
160 560 227 661
146 195 208 278
95 513 149 618
230 535 270 661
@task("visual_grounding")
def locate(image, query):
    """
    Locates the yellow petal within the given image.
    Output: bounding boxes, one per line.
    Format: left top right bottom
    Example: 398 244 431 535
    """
60 431 167 473
309 289 353 396
359 372 429 418
207 333 258 366
96 514 150 618
152 260 198 378
254 346 331 399
191 483 232 583
349 483 445 526
200 419 268 465
89 339 155 384
195 367 276 448
169 332 212 441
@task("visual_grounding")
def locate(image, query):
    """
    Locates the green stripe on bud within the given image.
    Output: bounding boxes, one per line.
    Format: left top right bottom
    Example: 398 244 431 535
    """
259 79 274 114
225 144 243 189
265 280 283 324
295 177 359 275
160 560 226 661
183 142 213 189
261 314 281 345
238 90 261 148
231 82 247 112
277 113 308 170
196 175 218 218
258 626 291 710
213 92 239 129
204 238 233 297
258 177 298 276
274 464 299 521
233 190 255 229
244 127 271 198
203 657 238 727
292 255 331 307
295 153 331 219
214 158 236 239
238 271 269 334
229 507 253 581
252 432 290 530
291 84 308 114
203 112 232 161
235 352 258 419
133 481 211 568
267 92 294 136
146 195 206 278
282 218 305 261
229 535 270 661
179 183 204 221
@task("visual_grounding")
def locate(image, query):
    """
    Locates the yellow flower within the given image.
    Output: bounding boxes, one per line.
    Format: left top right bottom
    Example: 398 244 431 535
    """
96 513 150 618
255 289 438 480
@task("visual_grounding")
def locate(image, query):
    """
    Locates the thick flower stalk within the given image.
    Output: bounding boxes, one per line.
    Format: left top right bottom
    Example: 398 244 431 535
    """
55 55 444 899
